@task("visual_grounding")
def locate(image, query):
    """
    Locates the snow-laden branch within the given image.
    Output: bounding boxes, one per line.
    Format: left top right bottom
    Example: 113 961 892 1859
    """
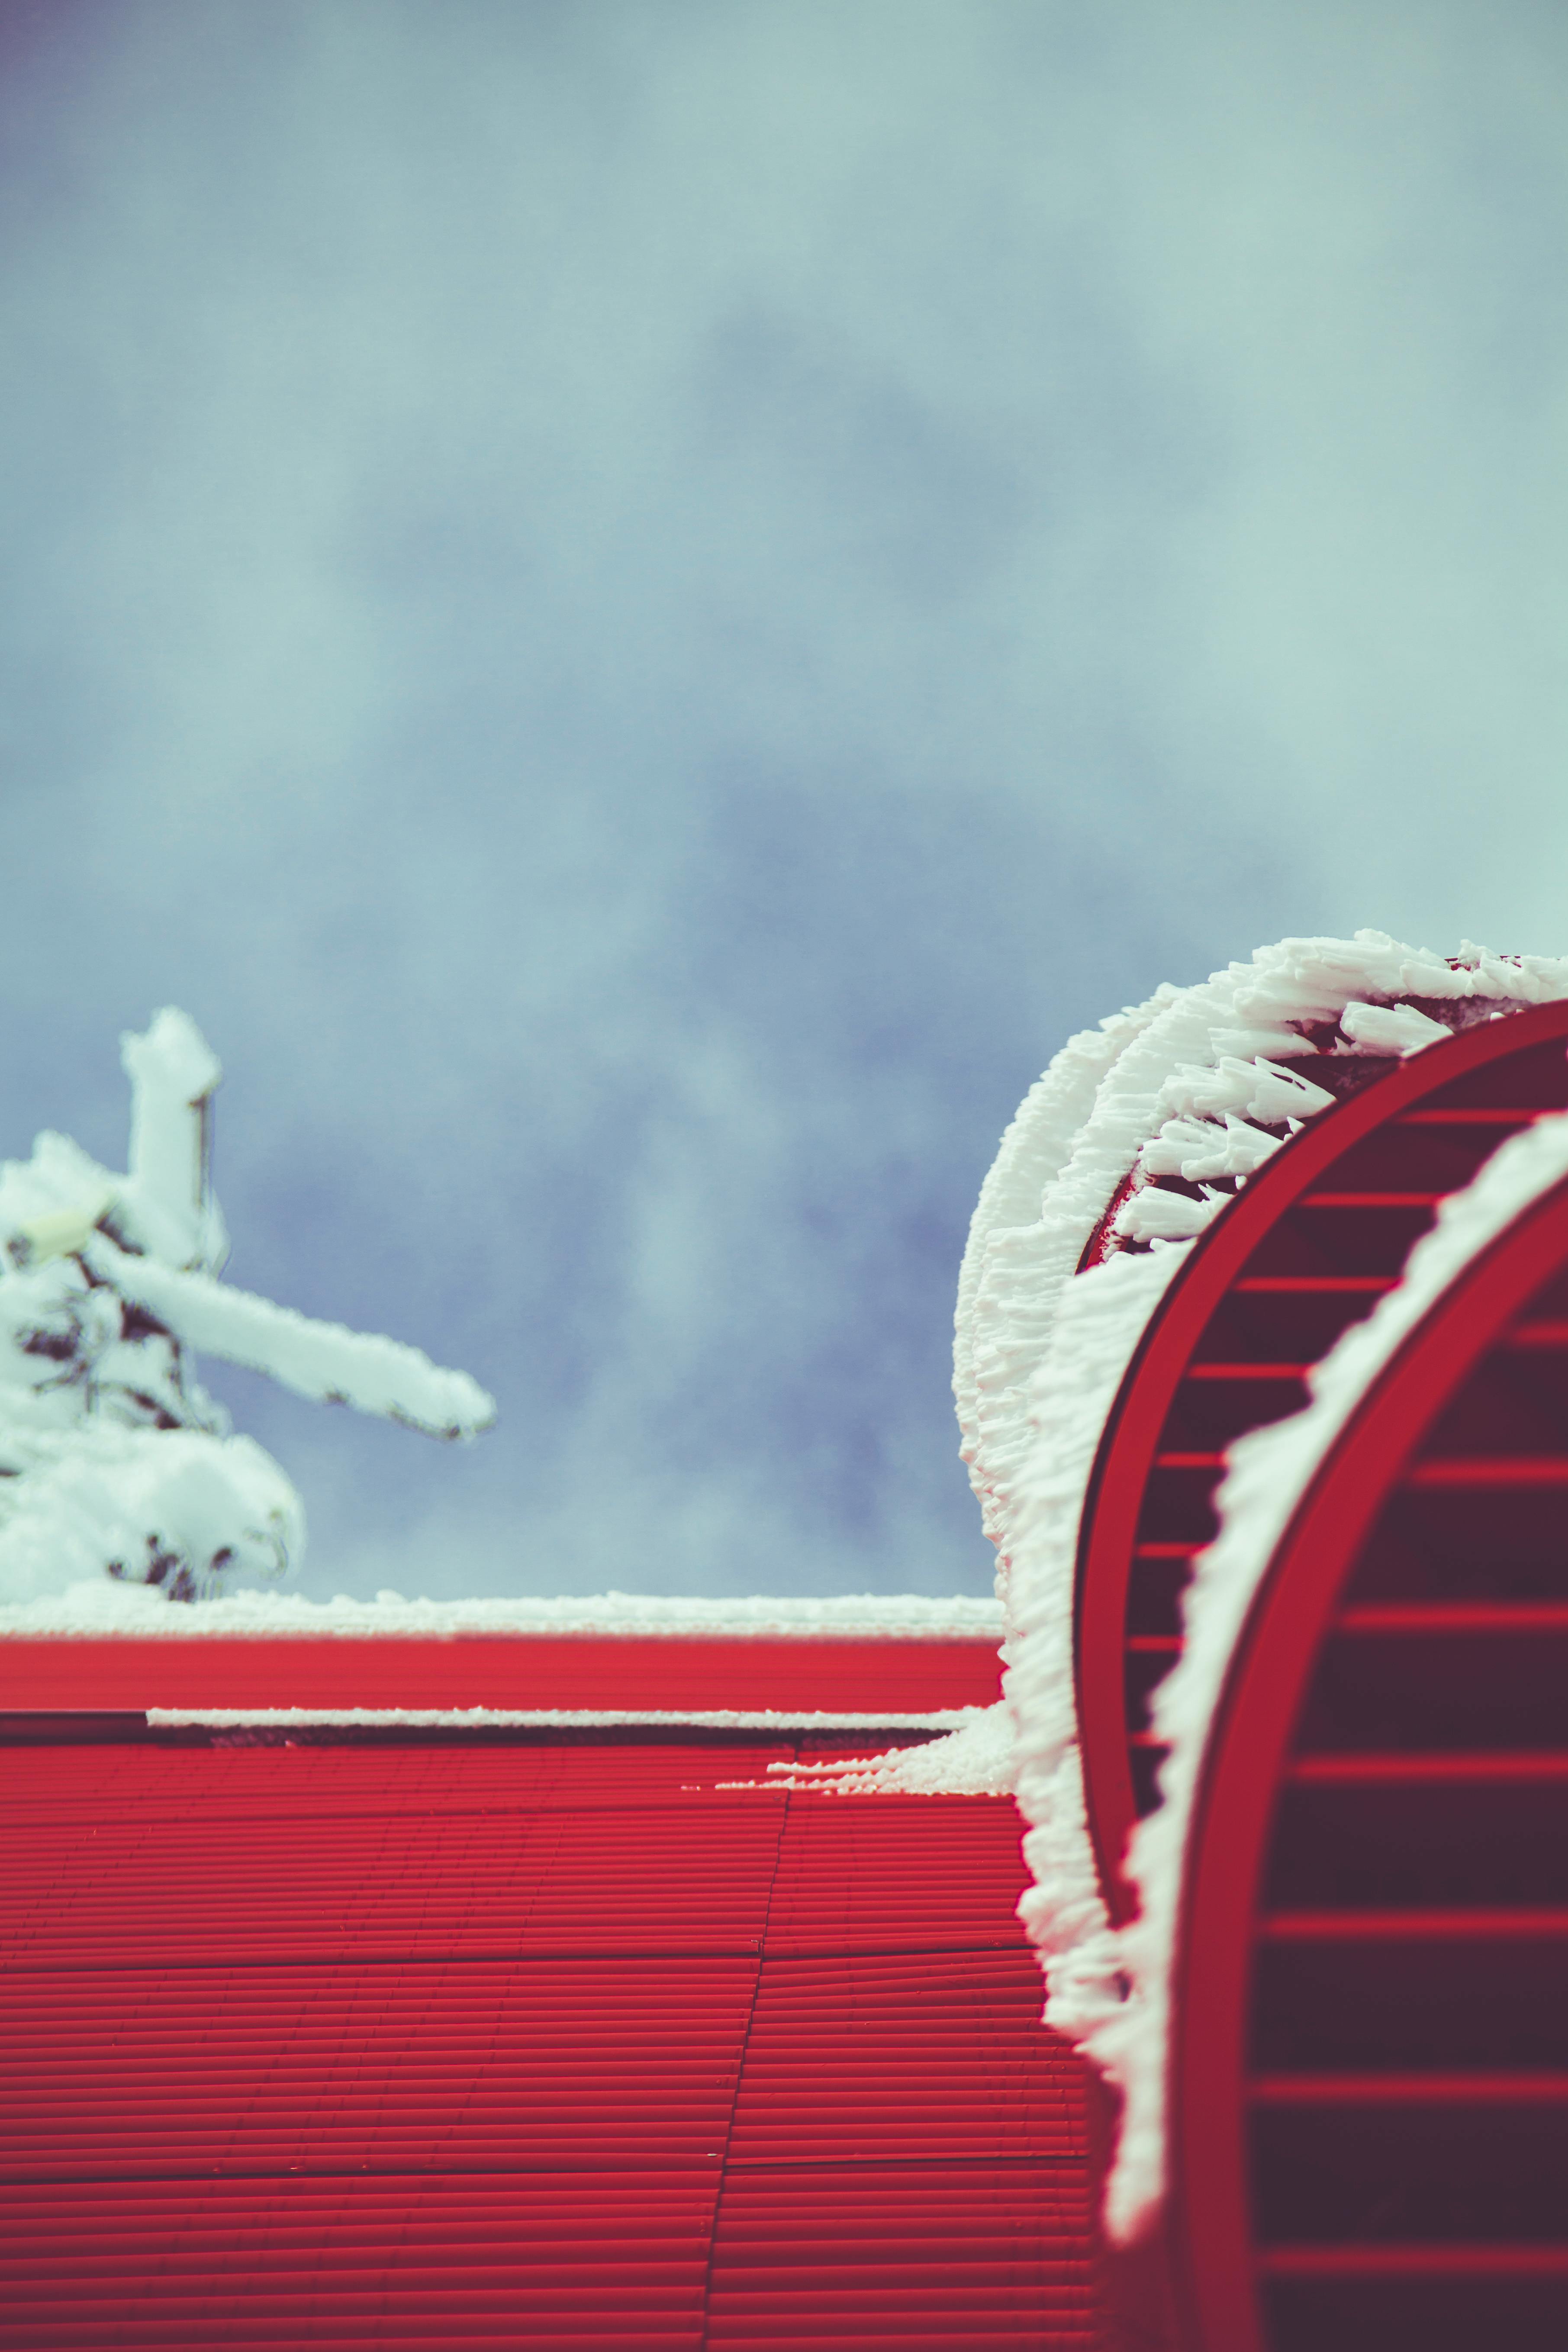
82 1234 495 1441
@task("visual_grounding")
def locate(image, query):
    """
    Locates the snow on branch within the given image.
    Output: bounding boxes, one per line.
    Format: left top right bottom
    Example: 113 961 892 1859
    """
82 1236 495 1441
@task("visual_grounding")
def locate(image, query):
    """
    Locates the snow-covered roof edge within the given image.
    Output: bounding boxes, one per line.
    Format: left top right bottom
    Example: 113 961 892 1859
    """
1093 1106 1568 2243
958 933 1568 1604
148 1704 988 1730
953 985 1174 1546
0 1584 1004 1642
971 936 1568 2169
759 1699 1019 1795
1007 1243 1194 2045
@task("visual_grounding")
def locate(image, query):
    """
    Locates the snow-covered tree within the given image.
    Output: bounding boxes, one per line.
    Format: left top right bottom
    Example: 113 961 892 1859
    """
0 1009 494 1601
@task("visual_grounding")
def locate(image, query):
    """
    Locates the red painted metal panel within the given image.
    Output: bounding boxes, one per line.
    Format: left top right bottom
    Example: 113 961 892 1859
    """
1075 1000 1568 1920
3 1805 791 1966
762 1796 1048 1955
708 2164 1097 2349
0 2170 720 2350
2 1738 798 1814
0 1634 1001 1716
725 1949 1086 2164
1167 1172 1568 2350
0 1726 1096 2347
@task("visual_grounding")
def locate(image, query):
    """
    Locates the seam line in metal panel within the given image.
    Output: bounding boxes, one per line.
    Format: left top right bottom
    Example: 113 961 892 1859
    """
0 1940 1029 1984
699 1759 793 2347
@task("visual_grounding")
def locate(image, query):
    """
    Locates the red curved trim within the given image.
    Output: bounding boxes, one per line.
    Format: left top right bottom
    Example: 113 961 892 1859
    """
1167 1173 1568 2352
1076 999 1568 1919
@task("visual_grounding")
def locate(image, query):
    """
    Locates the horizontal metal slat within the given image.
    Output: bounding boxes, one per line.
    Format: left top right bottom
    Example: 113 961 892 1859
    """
1250 2071 1568 2105
1258 2244 1568 2277
1234 1276 1396 1294
1289 1750 1568 1784
1398 1109 1544 1127
1506 1319 1568 1350
0 2231 706 2278
0 2321 711 2352
1336 1604 1568 1634
1262 1908 1568 1941
702 2281 1094 2311
1297 1193 1443 1209
704 2325 1094 2347
1406 1458 1568 1489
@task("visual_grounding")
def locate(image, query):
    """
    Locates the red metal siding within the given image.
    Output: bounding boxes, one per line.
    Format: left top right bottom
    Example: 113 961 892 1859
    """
0 1729 1095 2347
0 1636 1002 1717
1170 1173 1568 2349
1075 999 1568 1920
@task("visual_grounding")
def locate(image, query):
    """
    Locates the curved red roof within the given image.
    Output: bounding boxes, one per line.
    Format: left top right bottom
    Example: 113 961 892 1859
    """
1078 996 1568 1920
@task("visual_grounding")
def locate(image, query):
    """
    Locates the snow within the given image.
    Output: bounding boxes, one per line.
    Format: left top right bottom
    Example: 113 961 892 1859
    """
117 1007 227 1272
1006 1245 1192 2038
0 1009 494 1603
956 933 1568 2239
82 1235 494 1441
0 1581 1004 1640
956 935 1568 1624
0 1431 303 1606
149 1704 984 1731
1338 998 1452 1055
1090 1105 1568 2242
953 989 1172 1564
757 1699 1018 1793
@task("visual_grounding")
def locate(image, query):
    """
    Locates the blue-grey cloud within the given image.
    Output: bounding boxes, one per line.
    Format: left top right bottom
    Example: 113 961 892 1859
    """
0 0 1563 1596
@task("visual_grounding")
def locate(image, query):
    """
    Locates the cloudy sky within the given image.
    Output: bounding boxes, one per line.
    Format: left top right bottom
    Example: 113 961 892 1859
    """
0 0 1565 1601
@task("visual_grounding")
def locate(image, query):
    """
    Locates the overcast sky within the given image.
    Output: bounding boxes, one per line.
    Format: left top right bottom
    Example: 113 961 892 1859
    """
1 0 1565 1601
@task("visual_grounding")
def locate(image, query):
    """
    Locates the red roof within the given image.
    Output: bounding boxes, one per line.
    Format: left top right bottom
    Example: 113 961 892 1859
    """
0 1638 1099 2348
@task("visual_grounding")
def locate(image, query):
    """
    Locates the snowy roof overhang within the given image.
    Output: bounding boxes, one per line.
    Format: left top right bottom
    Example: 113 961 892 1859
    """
0 1588 1005 1728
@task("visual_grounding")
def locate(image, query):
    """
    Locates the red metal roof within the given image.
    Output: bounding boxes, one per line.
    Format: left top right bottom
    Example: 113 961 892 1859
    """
0 1656 1096 2347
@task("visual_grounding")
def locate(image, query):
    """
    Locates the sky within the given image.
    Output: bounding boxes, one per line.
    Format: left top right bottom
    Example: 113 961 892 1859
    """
0 0 1565 1602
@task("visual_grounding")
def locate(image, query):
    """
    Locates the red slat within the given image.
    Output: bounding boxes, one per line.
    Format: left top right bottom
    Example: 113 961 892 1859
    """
0 1636 1000 1715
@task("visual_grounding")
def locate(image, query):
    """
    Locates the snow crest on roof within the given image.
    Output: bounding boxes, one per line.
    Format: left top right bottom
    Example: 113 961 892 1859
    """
965 934 1568 2233
758 1699 1018 1794
0 1581 1003 1641
1096 1106 1568 2242
1007 1243 1192 2036
150 1703 985 1731
957 932 1568 1599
